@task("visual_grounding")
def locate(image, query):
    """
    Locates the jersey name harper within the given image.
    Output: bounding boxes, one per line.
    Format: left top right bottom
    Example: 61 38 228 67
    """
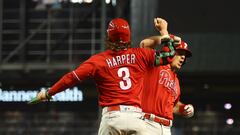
106 54 136 68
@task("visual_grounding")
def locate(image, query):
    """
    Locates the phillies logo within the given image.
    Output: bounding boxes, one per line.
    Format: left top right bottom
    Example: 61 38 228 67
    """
158 70 178 99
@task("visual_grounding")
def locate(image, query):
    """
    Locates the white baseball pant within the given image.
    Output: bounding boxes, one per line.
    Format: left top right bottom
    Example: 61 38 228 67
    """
98 105 150 135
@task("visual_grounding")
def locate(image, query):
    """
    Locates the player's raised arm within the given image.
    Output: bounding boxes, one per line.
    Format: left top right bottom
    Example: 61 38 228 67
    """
140 17 181 49
140 18 168 48
139 17 183 66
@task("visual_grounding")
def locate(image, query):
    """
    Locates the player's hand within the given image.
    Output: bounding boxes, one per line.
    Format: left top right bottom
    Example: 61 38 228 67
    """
180 104 194 118
170 34 181 46
28 88 51 104
154 17 168 35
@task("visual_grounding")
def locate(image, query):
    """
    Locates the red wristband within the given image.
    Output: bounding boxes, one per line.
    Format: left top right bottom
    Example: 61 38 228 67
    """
179 104 186 114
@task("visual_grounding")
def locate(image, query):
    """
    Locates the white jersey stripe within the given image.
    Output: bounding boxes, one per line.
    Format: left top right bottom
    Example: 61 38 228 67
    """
72 71 81 82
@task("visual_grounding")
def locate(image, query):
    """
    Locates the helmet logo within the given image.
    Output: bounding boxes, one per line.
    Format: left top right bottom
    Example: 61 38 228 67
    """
122 25 129 29
183 42 188 49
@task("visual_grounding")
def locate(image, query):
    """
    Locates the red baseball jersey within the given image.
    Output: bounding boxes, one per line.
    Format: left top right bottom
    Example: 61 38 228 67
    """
48 48 155 107
142 65 181 120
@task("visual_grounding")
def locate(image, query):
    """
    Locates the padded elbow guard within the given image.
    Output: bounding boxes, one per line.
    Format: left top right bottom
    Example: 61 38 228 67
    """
155 37 175 66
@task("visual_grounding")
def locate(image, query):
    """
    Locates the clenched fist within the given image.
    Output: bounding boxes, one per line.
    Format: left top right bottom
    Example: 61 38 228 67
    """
179 104 194 118
154 17 168 35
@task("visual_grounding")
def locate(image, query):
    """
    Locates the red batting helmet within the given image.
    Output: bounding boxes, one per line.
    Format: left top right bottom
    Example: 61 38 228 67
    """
176 41 192 58
107 18 131 44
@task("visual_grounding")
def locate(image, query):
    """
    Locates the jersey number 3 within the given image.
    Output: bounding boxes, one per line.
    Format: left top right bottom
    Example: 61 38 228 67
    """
118 67 132 90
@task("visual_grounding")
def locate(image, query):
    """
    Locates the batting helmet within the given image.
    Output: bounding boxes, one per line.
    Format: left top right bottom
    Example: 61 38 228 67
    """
175 41 192 58
107 18 131 44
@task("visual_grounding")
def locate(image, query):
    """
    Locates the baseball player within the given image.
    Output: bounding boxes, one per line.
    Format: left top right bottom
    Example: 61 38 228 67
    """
140 18 194 135
29 18 176 135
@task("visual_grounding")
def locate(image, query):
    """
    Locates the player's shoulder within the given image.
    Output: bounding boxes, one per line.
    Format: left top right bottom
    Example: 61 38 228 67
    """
130 47 154 53
131 47 149 51
160 65 178 78
86 51 106 62
161 65 176 73
162 65 171 70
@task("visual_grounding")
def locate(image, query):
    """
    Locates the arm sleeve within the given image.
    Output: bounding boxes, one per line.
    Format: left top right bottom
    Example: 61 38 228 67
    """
48 57 97 96
48 72 79 96
139 48 156 67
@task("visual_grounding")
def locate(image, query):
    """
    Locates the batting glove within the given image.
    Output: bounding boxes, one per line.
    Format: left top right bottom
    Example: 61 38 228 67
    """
179 104 194 118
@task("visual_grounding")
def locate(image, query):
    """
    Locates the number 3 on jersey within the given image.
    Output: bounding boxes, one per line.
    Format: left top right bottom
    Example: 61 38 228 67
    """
117 67 132 90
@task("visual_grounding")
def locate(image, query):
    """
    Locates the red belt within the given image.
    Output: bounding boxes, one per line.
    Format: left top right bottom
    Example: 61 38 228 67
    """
144 113 172 126
107 106 121 112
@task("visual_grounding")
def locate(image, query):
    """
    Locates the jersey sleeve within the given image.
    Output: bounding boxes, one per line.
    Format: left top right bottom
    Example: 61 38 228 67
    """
48 56 98 96
137 48 156 67
48 72 79 96
72 56 98 81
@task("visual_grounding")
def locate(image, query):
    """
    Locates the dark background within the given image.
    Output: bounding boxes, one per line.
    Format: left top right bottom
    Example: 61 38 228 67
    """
0 0 239 135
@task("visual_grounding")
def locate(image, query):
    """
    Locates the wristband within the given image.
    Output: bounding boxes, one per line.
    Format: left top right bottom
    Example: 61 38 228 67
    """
179 104 186 115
